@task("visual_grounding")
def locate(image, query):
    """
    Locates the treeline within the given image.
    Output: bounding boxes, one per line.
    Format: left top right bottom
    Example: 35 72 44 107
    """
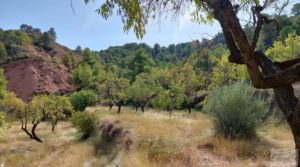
72 43 249 114
97 40 209 67
70 2 300 114
0 25 57 64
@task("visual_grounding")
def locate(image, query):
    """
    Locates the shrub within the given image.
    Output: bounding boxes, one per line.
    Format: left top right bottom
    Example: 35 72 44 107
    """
204 81 268 139
70 90 99 111
72 64 94 89
71 112 96 139
0 68 7 98
62 52 75 68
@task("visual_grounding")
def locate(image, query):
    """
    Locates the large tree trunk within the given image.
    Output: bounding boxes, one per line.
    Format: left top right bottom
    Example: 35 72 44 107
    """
290 118 300 166
203 0 300 165
257 52 300 166
274 86 300 166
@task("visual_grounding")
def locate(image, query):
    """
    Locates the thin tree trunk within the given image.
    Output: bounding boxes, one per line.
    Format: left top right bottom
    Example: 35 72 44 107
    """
188 108 191 114
169 110 172 117
21 119 33 139
31 121 42 142
141 105 145 113
51 117 58 132
109 104 113 110
21 111 34 139
117 105 121 114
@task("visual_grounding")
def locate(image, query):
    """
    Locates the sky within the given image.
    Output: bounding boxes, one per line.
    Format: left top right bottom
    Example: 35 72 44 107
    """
0 0 221 50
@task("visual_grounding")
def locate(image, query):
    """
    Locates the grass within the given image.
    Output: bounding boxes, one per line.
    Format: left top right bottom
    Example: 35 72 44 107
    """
0 122 99 167
0 105 295 167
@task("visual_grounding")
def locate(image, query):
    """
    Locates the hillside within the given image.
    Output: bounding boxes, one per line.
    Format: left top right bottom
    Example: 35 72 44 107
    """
3 58 72 102
0 26 81 102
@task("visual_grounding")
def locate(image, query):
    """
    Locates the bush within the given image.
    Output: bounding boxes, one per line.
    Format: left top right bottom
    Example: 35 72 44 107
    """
71 112 96 139
204 81 268 139
73 64 94 89
62 53 75 68
70 90 99 111
0 68 7 98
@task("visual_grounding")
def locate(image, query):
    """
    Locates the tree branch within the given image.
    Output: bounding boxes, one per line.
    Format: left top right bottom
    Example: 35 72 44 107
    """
274 58 300 69
254 51 300 88
205 0 300 89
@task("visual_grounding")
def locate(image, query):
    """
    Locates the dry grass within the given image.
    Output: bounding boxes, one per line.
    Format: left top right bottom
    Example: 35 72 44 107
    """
0 122 99 167
267 125 294 149
0 105 296 167
204 136 271 160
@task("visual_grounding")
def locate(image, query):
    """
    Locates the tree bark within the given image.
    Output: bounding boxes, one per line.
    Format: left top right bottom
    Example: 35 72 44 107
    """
109 104 113 110
51 117 58 132
202 0 300 165
169 110 173 117
117 105 121 114
255 46 300 167
21 119 33 139
289 113 300 167
141 105 145 113
31 120 42 142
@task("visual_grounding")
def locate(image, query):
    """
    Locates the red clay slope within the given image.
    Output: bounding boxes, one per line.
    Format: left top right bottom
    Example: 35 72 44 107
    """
3 58 73 102
1 44 80 102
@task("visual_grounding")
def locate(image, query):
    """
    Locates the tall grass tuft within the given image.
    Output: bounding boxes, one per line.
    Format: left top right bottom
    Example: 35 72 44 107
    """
0 112 5 127
204 81 268 139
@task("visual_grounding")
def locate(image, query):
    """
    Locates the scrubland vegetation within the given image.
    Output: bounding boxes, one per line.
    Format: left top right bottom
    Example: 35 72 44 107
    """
0 1 300 166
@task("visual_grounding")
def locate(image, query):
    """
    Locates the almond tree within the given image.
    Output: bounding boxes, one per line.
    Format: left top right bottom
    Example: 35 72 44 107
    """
178 64 206 114
113 78 130 114
127 73 159 112
85 0 300 165
22 95 73 142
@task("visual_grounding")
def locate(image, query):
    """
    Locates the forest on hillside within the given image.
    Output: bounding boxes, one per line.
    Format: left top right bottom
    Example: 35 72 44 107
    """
0 1 300 167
